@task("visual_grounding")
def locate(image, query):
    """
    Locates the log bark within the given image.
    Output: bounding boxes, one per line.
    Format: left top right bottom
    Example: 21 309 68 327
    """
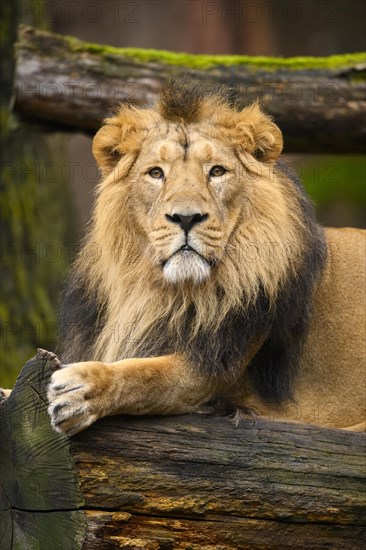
1 350 365 549
14 25 366 154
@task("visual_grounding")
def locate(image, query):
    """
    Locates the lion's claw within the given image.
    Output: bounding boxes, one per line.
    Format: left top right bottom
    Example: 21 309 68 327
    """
47 365 100 436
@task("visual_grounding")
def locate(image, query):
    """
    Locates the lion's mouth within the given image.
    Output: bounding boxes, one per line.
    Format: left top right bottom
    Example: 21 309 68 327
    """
178 244 194 253
161 244 215 268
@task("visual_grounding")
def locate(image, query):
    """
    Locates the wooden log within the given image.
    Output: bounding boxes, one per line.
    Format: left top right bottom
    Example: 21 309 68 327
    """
14 25 366 154
1 350 365 549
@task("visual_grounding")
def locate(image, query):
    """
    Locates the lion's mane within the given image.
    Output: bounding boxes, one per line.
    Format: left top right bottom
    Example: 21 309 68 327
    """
58 83 327 405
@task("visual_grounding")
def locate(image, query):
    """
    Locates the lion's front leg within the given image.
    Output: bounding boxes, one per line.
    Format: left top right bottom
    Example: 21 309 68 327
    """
47 355 215 436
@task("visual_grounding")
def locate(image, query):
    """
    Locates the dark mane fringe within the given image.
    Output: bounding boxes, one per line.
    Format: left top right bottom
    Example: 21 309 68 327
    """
159 79 233 123
246 161 327 402
158 80 204 123
57 275 106 363
180 289 271 378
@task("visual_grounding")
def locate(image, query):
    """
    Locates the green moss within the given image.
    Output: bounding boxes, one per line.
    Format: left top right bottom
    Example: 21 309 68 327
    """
21 26 366 71
90 49 366 71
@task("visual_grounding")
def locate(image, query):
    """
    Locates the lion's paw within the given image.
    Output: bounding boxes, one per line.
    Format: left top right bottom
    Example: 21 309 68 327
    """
47 364 103 436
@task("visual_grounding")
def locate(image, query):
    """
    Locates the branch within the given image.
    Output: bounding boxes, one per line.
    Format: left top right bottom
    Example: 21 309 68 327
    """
1 350 365 548
14 26 366 153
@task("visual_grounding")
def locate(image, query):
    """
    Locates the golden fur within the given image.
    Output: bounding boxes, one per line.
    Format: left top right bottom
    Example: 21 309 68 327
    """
44 85 365 435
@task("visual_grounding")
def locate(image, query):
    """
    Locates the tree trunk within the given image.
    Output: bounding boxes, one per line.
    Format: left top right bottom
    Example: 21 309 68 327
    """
13 26 366 154
0 7 74 389
1 350 365 549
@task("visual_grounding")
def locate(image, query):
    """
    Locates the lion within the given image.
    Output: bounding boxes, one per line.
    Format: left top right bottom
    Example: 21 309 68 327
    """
45 82 365 436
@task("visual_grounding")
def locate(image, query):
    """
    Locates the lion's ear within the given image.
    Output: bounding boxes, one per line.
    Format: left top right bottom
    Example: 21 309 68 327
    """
235 103 283 163
93 107 156 177
92 122 125 177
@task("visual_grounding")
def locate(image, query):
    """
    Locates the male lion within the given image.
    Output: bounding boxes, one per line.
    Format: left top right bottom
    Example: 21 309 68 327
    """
46 83 365 436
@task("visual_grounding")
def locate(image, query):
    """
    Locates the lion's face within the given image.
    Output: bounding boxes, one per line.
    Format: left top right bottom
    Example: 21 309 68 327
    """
131 123 251 284
92 97 284 286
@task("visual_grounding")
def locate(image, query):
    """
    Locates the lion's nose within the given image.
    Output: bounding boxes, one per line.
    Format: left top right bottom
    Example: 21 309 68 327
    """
165 212 208 234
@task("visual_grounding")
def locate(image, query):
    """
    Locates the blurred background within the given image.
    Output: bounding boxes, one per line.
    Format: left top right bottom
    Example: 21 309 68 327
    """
1 0 365 385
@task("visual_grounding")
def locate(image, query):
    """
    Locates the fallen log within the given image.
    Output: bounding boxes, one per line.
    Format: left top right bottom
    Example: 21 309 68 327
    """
14 25 366 154
1 350 365 549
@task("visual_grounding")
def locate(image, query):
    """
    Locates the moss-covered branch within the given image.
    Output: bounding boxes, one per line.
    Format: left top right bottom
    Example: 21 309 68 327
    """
14 26 366 153
40 32 366 71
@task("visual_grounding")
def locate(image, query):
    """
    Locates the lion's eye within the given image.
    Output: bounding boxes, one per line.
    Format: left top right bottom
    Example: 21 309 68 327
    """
209 165 227 178
148 167 164 179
